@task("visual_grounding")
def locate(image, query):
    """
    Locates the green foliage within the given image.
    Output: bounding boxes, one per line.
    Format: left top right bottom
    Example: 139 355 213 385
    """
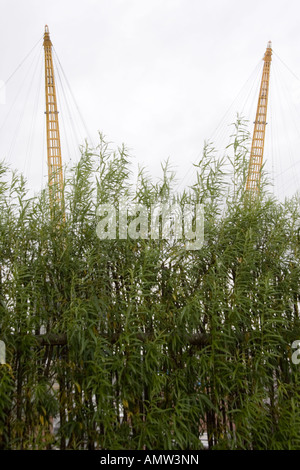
0 122 300 449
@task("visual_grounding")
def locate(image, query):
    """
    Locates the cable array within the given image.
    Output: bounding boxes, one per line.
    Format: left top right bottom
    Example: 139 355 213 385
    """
0 36 299 201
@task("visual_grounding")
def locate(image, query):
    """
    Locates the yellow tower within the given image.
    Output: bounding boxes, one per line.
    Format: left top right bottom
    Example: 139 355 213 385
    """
43 25 64 216
246 41 272 194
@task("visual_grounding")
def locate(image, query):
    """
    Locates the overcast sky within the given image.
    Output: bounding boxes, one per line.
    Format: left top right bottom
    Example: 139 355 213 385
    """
0 0 300 199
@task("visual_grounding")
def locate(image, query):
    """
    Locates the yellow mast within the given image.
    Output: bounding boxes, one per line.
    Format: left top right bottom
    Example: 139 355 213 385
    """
246 41 272 194
43 25 64 217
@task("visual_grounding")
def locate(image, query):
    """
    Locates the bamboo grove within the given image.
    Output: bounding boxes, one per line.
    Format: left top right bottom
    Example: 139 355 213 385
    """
0 118 300 450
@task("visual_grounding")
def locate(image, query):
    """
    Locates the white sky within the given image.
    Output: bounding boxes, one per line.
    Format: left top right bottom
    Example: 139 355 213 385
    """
0 0 300 199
